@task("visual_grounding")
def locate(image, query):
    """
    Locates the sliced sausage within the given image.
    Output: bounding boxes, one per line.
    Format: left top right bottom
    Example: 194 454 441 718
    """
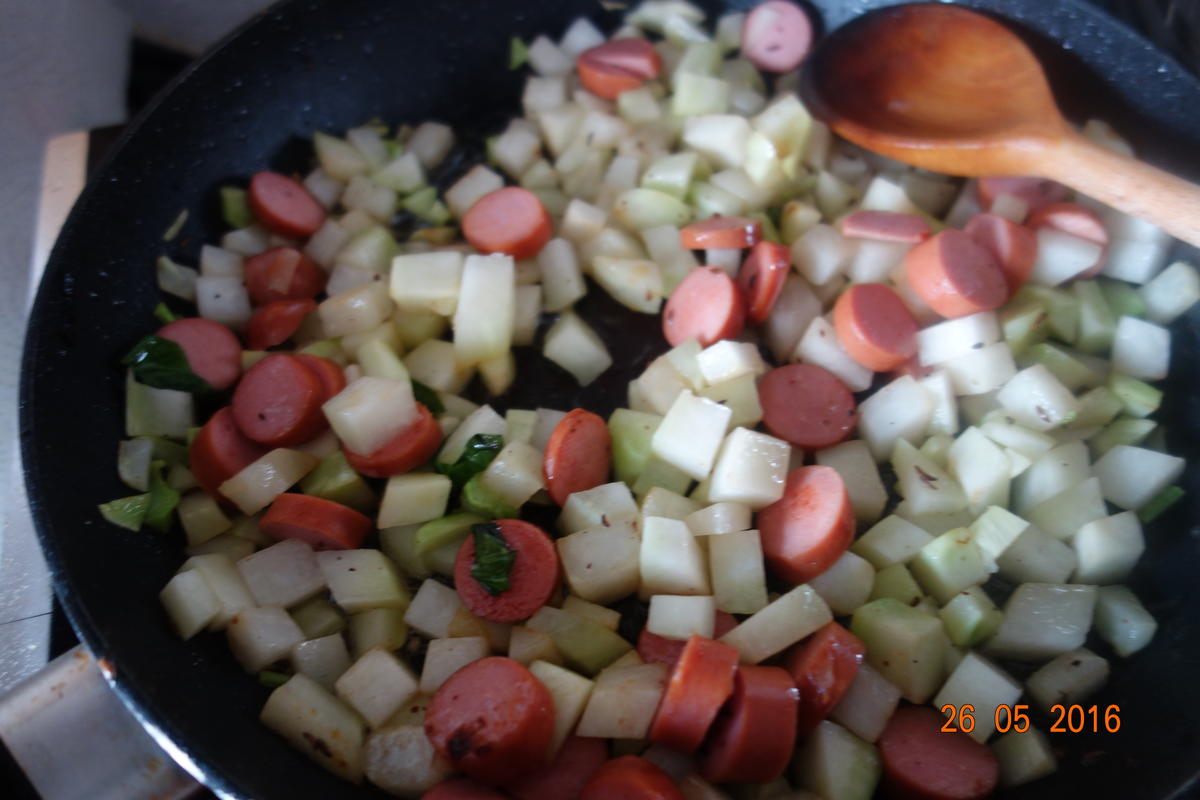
737 241 790 325
758 465 854 583
248 171 327 239
425 657 555 785
975 177 1067 215
243 246 326 306
638 611 738 666
741 0 813 73
343 403 441 478
245 299 317 350
231 353 328 446
878 706 999 800
580 756 684 800
962 213 1037 295
577 38 663 100
156 317 242 391
454 519 560 624
543 409 612 506
462 187 553 260
839 210 931 243
903 229 1008 318
422 778 508 800
662 267 746 348
679 217 762 250
1025 201 1109 279
758 364 857 450
293 353 347 400
782 622 865 736
699 666 798 784
832 283 919 372
259 493 372 550
189 406 268 499
506 735 608 800
648 636 739 753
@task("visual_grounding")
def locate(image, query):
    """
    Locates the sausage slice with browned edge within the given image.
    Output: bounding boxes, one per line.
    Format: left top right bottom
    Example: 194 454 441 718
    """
454 519 560 623
259 493 372 550
343 403 442 478
156 317 243 391
904 229 1009 318
189 406 268 500
245 299 317 350
648 635 739 753
758 465 855 583
741 0 813 73
963 213 1038 295
543 408 612 505
679 216 762 250
878 706 999 800
243 246 326 306
248 171 327 239
662 267 746 348
737 241 790 325
782 621 865 735
839 210 931 243
576 38 663 100
758 364 857 450
462 187 553 260
231 353 328 447
580 756 684 800
700 665 799 784
425 657 555 786
833 283 920 372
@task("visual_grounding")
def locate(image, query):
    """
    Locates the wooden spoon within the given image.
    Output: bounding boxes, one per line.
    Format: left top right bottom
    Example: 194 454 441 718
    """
801 3 1200 247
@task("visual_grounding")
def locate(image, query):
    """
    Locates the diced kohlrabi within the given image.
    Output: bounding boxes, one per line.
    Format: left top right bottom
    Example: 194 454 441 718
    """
544 311 612 387
910 527 991 604
985 583 1097 662
893 440 968 516
640 516 709 597
1072 512 1144 585
389 251 462 315
651 390 732 480
992 727 1058 788
647 594 715 639
1012 441 1090 514
1025 476 1107 540
852 516 934 569
708 529 769 615
934 651 1022 742
815 440 888 524
1094 585 1157 657
1111 316 1170 381
1139 261 1200 323
557 519 641 605
807 550 875 617
1026 647 1109 712
1028 228 1104 286
940 586 1003 647
1102 236 1170 285
1092 445 1184 510
948 427 1011 512
720 584 832 665
558 482 639 535
942 342 1017 396
791 224 853 286
851 599 946 703
707 428 789 509
795 315 874 391
857 376 934 462
918 370 959 436
682 114 749 168
995 524 1077 584
452 254 514 366
795 721 881 800
763 276 822 363
830 663 902 744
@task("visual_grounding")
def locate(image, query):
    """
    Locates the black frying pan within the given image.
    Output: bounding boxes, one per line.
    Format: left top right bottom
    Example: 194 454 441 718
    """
20 0 1200 797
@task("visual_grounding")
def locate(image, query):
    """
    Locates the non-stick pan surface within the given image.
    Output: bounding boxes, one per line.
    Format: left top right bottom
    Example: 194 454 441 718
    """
20 0 1200 797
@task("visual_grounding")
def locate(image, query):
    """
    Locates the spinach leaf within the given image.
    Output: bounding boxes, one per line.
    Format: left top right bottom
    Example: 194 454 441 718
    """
437 433 503 487
144 460 181 533
122 335 213 393
470 522 516 596
411 380 445 416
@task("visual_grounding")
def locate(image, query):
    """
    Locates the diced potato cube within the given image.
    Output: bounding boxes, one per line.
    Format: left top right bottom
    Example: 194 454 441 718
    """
641 516 710 597
318 550 410 614
404 579 465 639
707 427 789 509
237 539 325 608
557 519 642 604
336 649 420 729
419 637 490 694
378 473 452 529
227 606 306 673
261 674 365 782
647 595 716 639
575 664 668 739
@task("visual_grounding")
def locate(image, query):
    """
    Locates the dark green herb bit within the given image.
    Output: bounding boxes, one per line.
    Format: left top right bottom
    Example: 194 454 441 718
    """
258 670 292 689
436 433 504 487
411 380 445 416
470 522 516 596
98 494 150 531
220 186 254 229
144 461 181 533
122 334 213 393
1139 485 1184 524
153 303 180 324
509 37 529 70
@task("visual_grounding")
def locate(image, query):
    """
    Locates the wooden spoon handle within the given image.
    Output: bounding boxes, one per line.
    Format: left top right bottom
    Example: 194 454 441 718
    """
1042 133 1200 248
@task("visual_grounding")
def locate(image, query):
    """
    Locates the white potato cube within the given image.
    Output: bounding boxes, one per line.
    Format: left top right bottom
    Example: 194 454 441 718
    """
389 252 463 316
916 312 1000 366
576 664 668 739
323 376 418 457
1111 316 1170 381
419 637 490 694
480 440 545 507
378 473 451 529
1092 445 1184 510
260 674 364 782
641 516 710 596
685 502 752 536
795 316 873 392
559 482 640 534
651 390 732 480
544 311 613 386
227 606 306 673
404 580 465 639
857 376 934 461
1072 512 1144 584
708 428 789 509
647 595 716 639
934 652 1022 743
996 365 1080 431
528 660 595 757
816 440 888 524
697 341 766 385
557 519 642 604
807 551 875 616
1094 585 1157 657
237 539 325 608
159 569 220 639
453 254 514 366
720 584 833 664
336 648 420 728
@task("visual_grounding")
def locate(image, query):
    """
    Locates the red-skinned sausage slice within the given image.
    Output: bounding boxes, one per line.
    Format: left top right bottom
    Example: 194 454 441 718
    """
679 217 762 250
741 0 813 73
245 299 317 350
758 364 857 450
293 353 347 401
832 283 919 372
454 519 560 623
505 735 608 800
580 756 684 800
878 706 999 800
576 39 662 100
543 409 612 506
839 210 931 243
343 403 441 478
637 611 738 666
189 407 268 500
1026 201 1109 279
248 171 326 239
975 177 1067 215
963 213 1038 295
462 187 553 260
425 657 555 786
904 229 1008 318
259 493 372 550
648 636 739 753
662 267 746 348
156 317 242 391
700 666 798 784
782 622 865 736
758 465 854 583
231 353 328 446
422 778 508 800
737 241 790 325
243 246 326 306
